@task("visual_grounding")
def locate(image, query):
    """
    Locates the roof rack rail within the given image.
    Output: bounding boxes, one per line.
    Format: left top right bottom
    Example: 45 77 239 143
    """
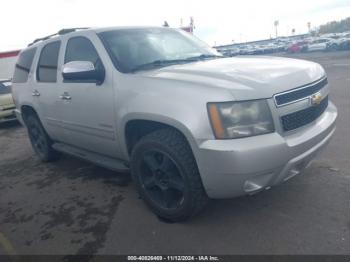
28 27 89 47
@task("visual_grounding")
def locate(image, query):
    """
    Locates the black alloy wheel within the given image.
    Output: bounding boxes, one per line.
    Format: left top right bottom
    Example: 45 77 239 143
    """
131 128 208 222
139 149 186 210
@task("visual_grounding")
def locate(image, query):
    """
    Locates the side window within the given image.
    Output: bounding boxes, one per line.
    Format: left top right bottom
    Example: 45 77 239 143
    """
37 41 61 83
13 48 37 83
65 37 100 65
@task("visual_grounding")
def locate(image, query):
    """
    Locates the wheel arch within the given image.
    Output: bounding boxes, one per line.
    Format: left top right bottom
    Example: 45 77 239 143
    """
122 114 199 160
21 104 39 124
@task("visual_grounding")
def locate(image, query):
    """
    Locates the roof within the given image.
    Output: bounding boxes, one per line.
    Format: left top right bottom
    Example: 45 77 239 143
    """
94 26 170 33
0 50 20 59
27 26 174 48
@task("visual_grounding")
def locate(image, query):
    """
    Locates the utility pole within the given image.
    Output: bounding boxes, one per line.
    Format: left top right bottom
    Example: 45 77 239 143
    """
307 22 311 33
274 20 279 39
190 17 194 33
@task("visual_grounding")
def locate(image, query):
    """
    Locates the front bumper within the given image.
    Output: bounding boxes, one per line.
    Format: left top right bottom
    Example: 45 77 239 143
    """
0 107 17 123
196 101 337 199
14 109 25 125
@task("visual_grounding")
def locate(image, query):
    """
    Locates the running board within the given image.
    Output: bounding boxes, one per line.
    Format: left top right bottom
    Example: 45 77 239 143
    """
52 142 129 172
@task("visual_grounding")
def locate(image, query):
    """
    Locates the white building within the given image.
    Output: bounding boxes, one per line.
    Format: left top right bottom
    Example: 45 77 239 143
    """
0 50 20 80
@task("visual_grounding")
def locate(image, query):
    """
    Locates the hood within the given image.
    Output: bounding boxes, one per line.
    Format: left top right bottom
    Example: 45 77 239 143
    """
139 56 325 100
0 93 14 107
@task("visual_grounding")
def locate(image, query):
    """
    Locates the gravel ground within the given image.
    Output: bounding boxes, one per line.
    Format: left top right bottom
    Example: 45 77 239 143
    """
0 51 349 255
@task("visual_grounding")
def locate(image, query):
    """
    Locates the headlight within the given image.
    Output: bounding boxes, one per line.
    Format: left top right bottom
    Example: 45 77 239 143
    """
207 100 275 139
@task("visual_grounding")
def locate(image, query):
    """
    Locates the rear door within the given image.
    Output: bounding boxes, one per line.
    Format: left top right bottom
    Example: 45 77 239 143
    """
32 40 66 142
58 34 118 157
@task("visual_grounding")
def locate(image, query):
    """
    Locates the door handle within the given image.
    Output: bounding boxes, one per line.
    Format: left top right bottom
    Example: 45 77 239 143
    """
60 92 71 100
32 90 40 97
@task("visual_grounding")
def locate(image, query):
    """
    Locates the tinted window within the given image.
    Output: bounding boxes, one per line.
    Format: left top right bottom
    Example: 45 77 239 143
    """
37 41 61 82
65 37 100 65
0 81 11 95
13 48 37 83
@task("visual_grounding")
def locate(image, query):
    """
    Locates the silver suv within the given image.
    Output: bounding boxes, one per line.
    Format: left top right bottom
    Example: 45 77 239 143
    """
12 27 337 221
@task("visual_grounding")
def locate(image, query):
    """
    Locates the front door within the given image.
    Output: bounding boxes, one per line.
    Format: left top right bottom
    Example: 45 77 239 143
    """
58 34 118 157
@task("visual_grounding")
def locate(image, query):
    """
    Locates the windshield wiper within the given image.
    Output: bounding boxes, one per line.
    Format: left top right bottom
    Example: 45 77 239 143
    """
185 54 225 61
130 55 225 72
130 59 195 72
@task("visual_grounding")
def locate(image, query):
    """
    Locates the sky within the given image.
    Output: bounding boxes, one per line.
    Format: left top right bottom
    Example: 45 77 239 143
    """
1 0 350 51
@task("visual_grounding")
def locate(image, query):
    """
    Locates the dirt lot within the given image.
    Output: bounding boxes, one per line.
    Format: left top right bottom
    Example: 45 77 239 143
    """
1 51 350 255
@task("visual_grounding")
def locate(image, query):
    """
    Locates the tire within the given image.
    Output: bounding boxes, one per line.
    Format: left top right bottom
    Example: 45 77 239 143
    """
25 114 59 162
131 128 208 222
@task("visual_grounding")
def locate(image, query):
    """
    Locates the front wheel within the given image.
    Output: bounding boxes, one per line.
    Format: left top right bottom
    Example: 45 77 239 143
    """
131 128 208 222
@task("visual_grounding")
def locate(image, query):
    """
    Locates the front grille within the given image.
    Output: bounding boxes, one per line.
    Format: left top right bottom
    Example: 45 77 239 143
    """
275 77 328 106
281 96 328 131
2 105 16 111
4 113 16 120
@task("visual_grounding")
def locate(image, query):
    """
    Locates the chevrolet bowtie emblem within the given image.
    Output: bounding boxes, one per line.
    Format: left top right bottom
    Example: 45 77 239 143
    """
311 92 322 106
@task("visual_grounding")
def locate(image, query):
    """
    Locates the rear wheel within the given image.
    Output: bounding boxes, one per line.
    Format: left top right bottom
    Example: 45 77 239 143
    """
25 114 59 162
131 128 208 222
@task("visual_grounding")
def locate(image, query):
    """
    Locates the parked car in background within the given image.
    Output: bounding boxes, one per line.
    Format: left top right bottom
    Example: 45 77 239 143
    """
274 42 287 52
340 37 350 50
251 45 264 54
239 45 256 55
306 38 334 52
0 79 16 123
217 47 240 57
228 47 240 56
216 33 349 57
217 49 228 56
332 33 350 50
287 41 308 53
321 33 341 39
262 43 278 54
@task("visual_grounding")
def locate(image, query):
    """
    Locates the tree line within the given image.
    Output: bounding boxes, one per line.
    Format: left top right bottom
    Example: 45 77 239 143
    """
319 17 350 34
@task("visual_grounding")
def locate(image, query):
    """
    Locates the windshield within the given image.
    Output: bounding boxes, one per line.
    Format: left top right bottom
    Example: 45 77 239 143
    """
0 81 11 95
99 28 222 73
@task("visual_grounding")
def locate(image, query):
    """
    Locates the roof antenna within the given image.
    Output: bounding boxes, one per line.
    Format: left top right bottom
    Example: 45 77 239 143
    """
163 21 169 27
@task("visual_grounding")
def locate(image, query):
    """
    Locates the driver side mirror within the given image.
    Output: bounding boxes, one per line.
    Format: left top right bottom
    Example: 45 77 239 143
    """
62 61 105 85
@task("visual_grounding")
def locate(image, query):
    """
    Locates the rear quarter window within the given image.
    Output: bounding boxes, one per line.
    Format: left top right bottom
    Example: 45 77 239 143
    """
13 48 37 83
